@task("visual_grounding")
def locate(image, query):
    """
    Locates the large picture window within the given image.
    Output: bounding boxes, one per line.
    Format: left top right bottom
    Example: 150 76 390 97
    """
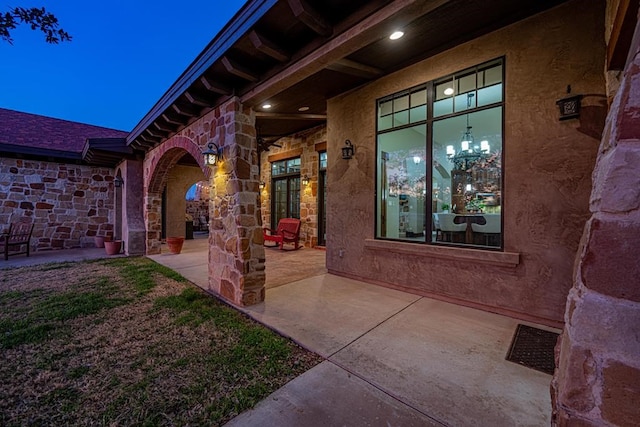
376 59 503 249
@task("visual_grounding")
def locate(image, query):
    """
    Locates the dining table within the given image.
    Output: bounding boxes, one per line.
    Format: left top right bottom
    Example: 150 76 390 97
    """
453 214 486 244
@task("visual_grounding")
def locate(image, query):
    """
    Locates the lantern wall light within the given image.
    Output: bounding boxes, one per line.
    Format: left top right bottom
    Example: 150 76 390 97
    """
302 175 310 185
114 176 124 188
203 142 223 166
259 181 266 190
342 139 354 160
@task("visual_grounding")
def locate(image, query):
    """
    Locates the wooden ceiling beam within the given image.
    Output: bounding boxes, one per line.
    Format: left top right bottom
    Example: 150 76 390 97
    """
172 103 199 118
255 111 326 120
222 56 259 82
138 134 161 145
145 128 165 139
161 113 187 126
326 58 383 79
607 0 639 70
200 76 232 95
287 0 331 37
153 121 174 134
249 30 290 62
184 91 211 107
242 0 450 105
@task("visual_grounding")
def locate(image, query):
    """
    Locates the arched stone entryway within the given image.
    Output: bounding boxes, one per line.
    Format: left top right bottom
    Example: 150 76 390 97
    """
145 136 210 255
143 99 266 307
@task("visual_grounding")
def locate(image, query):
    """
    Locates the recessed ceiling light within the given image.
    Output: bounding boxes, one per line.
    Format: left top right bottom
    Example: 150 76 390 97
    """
389 31 404 40
444 87 454 96
298 106 310 112
262 103 272 109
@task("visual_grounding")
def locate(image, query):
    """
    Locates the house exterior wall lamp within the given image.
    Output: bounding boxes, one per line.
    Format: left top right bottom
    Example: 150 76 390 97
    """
342 139 354 159
114 176 124 187
556 94 582 120
203 142 223 166
301 175 309 185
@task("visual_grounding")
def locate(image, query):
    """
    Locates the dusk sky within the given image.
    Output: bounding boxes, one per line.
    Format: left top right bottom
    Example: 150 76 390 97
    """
0 1 246 132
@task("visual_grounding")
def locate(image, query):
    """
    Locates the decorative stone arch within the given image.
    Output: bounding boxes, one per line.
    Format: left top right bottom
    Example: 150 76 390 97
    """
145 136 210 254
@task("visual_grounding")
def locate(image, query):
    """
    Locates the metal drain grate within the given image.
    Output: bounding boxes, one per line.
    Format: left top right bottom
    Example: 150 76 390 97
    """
506 324 559 375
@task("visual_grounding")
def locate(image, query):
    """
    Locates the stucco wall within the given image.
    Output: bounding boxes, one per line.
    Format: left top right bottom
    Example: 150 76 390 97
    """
166 165 206 238
326 0 606 325
0 158 115 250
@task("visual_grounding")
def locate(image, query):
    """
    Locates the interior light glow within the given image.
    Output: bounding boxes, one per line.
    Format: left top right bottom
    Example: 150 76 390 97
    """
480 140 490 151
444 87 454 96
461 140 470 151
389 31 404 40
446 145 455 156
262 103 272 109
298 106 310 112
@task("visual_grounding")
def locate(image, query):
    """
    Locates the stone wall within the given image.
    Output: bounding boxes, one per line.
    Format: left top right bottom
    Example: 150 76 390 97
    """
208 99 265 305
260 125 326 247
143 98 265 306
551 4 640 424
143 136 209 254
325 0 606 326
0 158 114 250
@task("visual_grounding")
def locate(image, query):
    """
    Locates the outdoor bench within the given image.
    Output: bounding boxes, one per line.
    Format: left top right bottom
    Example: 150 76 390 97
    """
1 222 35 260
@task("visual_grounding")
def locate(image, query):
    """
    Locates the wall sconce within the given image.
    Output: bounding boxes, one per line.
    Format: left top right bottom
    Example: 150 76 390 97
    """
556 94 582 120
203 142 223 166
556 86 582 121
259 181 265 190
301 175 309 185
342 139 354 160
114 176 124 188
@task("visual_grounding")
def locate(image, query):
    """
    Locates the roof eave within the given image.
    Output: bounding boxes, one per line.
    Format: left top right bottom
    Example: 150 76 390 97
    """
126 0 278 146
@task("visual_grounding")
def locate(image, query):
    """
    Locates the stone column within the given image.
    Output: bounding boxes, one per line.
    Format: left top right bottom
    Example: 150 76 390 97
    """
208 98 265 306
551 20 640 426
120 159 146 255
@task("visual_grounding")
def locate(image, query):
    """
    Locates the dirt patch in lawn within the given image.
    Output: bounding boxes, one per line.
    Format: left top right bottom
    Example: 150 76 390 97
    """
0 257 322 426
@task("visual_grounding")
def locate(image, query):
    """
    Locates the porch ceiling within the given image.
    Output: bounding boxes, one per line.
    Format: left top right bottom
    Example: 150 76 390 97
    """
127 0 569 152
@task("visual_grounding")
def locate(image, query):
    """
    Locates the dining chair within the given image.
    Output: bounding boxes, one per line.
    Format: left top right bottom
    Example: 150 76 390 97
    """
471 214 501 245
438 213 466 242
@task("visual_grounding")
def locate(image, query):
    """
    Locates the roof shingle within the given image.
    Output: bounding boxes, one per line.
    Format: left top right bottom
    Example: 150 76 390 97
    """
0 107 128 154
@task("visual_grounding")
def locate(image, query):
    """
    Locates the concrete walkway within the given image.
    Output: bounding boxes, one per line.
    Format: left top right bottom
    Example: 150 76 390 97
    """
2 236 558 426
147 237 558 426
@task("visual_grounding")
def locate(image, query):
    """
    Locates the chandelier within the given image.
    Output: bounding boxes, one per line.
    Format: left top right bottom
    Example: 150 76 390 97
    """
446 93 490 170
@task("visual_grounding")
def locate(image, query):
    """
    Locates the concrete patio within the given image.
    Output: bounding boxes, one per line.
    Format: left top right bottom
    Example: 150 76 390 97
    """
148 236 558 427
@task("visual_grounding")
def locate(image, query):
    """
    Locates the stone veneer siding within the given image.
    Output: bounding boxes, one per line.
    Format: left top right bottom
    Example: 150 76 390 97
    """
260 125 326 247
0 158 114 250
550 3 640 425
144 98 265 306
208 99 265 305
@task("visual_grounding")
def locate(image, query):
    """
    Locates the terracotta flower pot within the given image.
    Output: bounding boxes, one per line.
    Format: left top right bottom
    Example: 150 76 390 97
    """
104 240 122 255
166 237 185 254
94 236 105 248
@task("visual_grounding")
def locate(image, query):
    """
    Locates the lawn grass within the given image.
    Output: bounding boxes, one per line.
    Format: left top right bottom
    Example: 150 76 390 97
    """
0 257 322 426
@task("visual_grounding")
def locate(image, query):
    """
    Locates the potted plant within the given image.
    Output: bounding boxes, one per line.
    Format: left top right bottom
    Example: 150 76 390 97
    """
104 239 122 255
94 235 106 248
166 237 185 254
441 203 450 213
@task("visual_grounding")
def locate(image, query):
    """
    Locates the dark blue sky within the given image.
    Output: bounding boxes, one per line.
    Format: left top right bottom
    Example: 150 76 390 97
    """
0 1 245 131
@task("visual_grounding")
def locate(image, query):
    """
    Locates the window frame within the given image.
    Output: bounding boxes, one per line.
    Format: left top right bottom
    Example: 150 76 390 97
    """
270 158 301 229
374 57 505 251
